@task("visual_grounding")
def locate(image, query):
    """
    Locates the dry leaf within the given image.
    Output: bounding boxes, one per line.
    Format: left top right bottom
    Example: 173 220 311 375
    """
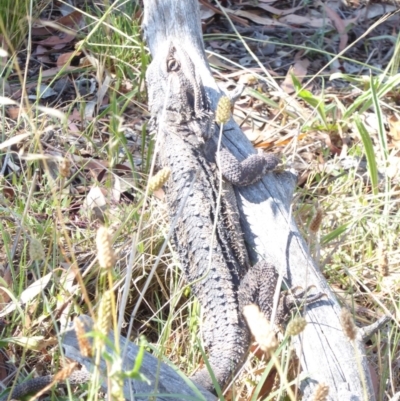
28 84 57 100
280 14 331 28
0 132 30 150
0 272 53 317
84 186 108 210
242 2 303 16
53 10 83 29
31 25 54 36
0 96 17 105
56 269 78 331
281 59 310 94
200 4 215 20
36 33 76 46
318 1 348 51
256 133 308 149
39 65 80 78
388 115 400 147
0 267 12 304
56 51 80 67
356 4 397 21
226 9 288 26
207 54 236 71
5 106 20 119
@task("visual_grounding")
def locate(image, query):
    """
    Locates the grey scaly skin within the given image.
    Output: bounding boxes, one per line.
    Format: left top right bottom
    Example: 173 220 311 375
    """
0 370 90 401
146 43 323 392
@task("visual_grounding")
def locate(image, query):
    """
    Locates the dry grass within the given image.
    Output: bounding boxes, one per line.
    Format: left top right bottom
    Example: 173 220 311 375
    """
0 0 399 400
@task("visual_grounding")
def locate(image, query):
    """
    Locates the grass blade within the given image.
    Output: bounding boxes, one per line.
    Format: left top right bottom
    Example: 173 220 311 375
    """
354 114 379 195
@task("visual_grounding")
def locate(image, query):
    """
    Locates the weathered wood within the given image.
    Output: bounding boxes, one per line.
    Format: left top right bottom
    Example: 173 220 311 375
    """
63 315 215 401
142 1 375 400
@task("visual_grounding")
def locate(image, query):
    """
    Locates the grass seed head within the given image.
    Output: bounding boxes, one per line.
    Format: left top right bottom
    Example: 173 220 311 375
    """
286 316 307 336
312 383 329 401
53 362 78 382
243 304 278 353
148 167 171 192
97 289 112 335
309 207 323 234
111 375 125 401
29 237 45 261
74 317 92 357
340 308 357 341
377 242 389 276
216 96 231 124
96 226 115 270
59 157 71 178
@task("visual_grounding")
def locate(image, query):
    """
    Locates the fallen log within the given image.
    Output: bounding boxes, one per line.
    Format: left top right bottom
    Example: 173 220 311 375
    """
142 1 376 400
62 315 215 401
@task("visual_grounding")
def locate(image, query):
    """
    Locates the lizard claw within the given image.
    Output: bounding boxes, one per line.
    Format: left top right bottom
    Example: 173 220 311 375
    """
279 286 326 321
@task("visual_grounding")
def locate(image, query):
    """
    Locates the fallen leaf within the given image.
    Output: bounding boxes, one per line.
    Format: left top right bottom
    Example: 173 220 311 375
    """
56 51 80 67
56 269 78 331
152 188 165 200
53 10 83 29
39 65 81 78
83 187 108 222
0 272 53 317
227 9 288 26
281 59 310 94
318 1 348 51
31 25 55 36
356 4 397 21
0 351 7 381
2 336 46 350
84 186 108 210
242 2 303 16
0 132 30 150
200 4 215 20
256 133 308 149
68 122 80 132
35 33 76 46
2 186 15 201
207 54 236 71
5 106 20 119
198 0 248 25
28 84 57 100
280 14 331 28
0 267 12 304
0 96 17 105
388 115 400 147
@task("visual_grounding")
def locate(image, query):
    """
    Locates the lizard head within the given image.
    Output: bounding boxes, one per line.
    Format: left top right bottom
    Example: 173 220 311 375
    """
164 44 215 147
146 43 215 147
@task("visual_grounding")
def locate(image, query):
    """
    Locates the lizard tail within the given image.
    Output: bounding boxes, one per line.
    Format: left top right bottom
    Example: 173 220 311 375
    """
191 326 250 393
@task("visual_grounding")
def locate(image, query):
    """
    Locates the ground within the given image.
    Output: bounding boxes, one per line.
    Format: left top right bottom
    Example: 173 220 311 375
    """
0 0 399 400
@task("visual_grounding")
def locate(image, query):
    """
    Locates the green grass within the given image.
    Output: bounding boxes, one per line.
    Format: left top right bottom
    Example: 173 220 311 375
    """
0 0 36 51
0 1 400 400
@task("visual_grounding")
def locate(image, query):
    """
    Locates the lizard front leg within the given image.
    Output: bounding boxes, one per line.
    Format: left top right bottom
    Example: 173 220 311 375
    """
203 137 280 186
218 148 280 187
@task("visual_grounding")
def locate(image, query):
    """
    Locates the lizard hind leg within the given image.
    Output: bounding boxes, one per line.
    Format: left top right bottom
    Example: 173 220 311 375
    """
238 260 279 323
238 261 325 330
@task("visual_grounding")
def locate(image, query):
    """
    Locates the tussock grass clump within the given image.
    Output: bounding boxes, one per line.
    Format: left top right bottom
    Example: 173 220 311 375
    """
0 0 31 50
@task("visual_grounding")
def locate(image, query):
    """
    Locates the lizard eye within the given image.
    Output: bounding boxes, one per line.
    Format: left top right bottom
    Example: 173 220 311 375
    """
167 58 180 72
